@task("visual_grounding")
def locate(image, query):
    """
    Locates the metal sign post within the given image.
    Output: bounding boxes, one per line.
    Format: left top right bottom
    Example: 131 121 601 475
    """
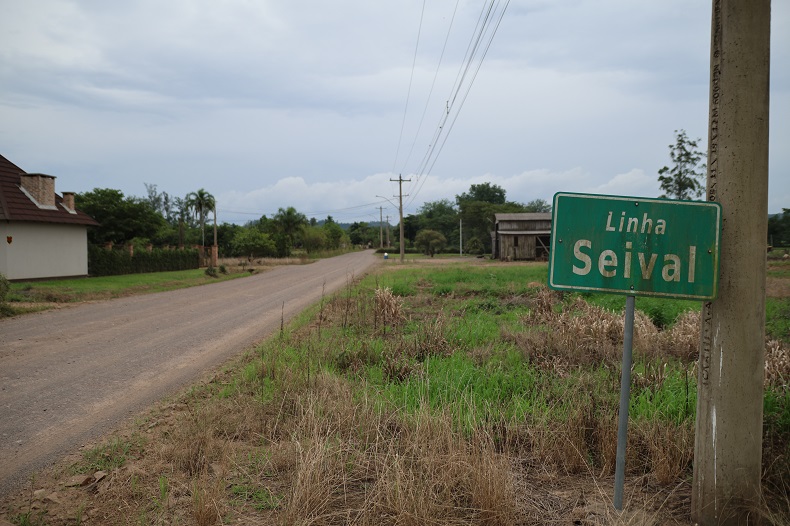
548 192 721 511
613 295 635 510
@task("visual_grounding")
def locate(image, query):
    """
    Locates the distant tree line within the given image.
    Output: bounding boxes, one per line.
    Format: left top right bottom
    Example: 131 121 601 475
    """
402 183 550 256
75 186 355 259
74 182 550 260
769 209 790 248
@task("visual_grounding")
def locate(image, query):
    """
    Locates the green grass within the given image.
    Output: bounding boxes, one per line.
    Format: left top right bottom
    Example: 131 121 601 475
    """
341 264 785 435
372 263 547 299
42 259 784 523
6 268 250 305
767 298 790 341
71 435 144 474
768 268 790 278
630 363 696 424
11 510 46 526
231 484 281 510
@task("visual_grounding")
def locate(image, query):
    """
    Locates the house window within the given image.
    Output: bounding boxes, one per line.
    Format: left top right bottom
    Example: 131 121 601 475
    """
514 236 519 247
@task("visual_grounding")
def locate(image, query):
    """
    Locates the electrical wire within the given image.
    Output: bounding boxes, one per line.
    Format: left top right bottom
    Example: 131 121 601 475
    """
221 200 388 222
405 0 510 210
228 1 511 226
391 0 427 174
397 0 462 175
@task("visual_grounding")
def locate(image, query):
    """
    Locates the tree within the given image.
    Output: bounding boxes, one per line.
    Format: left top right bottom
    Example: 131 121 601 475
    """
465 237 484 255
415 229 447 257
524 198 551 213
76 188 165 245
144 183 179 224
417 199 459 249
323 221 347 249
455 182 506 206
400 215 421 246
768 209 790 247
348 221 374 246
186 189 216 247
658 130 706 200
301 225 327 254
230 228 277 258
273 207 307 256
215 223 243 257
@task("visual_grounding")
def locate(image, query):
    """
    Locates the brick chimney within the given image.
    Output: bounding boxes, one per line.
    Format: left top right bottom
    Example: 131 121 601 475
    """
19 173 56 208
62 192 76 211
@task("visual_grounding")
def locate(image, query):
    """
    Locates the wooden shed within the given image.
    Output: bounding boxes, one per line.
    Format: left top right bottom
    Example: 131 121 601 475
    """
493 213 551 261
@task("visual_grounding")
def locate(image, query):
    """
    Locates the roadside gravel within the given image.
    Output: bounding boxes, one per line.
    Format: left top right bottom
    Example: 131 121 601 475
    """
0 250 379 496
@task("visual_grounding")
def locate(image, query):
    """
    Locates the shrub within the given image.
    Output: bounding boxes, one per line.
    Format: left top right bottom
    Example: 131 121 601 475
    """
0 272 9 303
88 245 200 276
414 229 447 257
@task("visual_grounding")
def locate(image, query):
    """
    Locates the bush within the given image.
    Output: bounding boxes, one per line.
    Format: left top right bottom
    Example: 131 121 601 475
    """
465 237 485 255
415 229 447 257
88 245 200 277
0 273 9 303
205 266 218 278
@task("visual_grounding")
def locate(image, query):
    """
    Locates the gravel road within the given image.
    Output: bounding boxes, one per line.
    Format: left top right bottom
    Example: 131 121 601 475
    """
0 250 379 496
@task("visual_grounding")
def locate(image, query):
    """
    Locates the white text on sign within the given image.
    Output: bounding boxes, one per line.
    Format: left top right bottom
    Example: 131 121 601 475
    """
571 211 697 284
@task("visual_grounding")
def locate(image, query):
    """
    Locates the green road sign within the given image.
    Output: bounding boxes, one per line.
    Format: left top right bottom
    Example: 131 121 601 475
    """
549 193 721 300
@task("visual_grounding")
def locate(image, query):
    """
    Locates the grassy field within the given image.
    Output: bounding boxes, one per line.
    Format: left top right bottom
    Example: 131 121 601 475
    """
2 260 788 525
0 257 311 317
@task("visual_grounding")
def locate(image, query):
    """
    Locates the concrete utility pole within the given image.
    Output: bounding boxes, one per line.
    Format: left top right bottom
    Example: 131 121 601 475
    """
693 1 770 524
390 175 411 263
379 206 384 248
459 219 463 256
386 215 391 247
211 207 218 267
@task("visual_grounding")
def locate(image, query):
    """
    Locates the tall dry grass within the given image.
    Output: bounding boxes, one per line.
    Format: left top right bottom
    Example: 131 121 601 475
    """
9 274 787 525
270 373 521 526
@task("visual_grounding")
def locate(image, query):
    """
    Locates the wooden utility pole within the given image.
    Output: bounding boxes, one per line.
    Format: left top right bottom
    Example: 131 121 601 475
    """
692 1 771 523
390 175 410 263
386 215 391 247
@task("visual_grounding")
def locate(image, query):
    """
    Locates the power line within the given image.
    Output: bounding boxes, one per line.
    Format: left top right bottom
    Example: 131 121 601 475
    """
391 0 427 174
405 0 511 210
397 0 462 175
220 200 387 221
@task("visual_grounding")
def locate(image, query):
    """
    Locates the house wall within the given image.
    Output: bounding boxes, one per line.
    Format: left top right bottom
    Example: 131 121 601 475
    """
0 222 88 280
499 234 537 260
497 219 552 232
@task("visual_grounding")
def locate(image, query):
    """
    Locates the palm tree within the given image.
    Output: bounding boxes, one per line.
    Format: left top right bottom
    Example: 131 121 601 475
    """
186 189 215 247
273 206 307 256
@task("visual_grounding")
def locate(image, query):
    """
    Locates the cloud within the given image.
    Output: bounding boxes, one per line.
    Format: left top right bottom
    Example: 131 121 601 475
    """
216 166 662 225
588 169 661 198
1 0 787 220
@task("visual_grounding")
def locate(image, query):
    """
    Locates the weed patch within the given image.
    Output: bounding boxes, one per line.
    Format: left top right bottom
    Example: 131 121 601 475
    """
72 435 144 474
4 261 789 525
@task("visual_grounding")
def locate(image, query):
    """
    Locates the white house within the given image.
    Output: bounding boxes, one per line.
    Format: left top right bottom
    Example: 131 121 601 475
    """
0 154 98 281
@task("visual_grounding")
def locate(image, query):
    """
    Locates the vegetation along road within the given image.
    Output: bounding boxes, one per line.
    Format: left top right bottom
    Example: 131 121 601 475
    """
0 250 379 496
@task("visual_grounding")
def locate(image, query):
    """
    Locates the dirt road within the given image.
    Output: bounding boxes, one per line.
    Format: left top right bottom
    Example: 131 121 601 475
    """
0 250 379 496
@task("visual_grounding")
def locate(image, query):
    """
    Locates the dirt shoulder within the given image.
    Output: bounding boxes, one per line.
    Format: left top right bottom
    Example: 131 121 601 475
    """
0 250 379 498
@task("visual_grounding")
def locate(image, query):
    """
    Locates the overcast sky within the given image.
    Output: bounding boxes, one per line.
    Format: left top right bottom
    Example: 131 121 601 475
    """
1 1 787 225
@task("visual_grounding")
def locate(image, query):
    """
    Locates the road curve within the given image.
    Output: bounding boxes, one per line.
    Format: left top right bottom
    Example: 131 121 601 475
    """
0 250 379 496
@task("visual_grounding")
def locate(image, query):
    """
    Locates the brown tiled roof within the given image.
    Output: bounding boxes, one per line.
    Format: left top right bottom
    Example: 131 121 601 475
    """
0 154 99 226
